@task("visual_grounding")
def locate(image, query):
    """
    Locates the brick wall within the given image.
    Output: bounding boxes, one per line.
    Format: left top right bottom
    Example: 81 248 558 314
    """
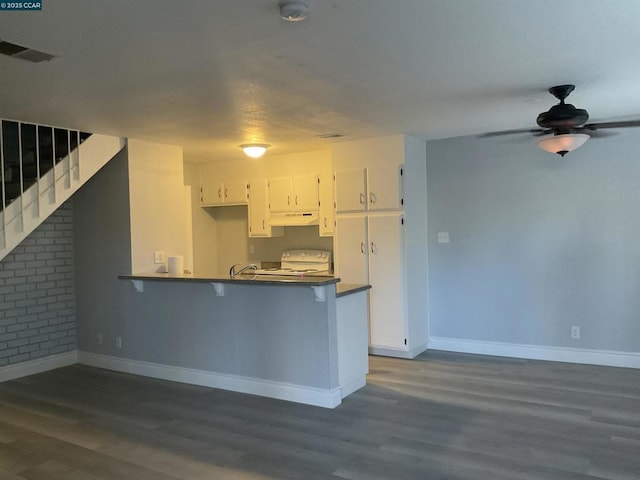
0 201 76 366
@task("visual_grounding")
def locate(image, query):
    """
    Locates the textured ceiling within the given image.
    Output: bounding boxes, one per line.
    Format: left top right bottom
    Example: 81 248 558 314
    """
1 0 640 162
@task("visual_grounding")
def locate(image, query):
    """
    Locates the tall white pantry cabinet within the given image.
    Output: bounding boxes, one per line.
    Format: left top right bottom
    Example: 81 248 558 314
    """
333 135 429 358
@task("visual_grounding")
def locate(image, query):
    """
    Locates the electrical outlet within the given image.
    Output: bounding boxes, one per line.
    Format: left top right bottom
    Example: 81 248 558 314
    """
116 336 123 348
437 232 450 243
96 333 103 345
249 244 255 254
154 251 165 264
570 326 580 339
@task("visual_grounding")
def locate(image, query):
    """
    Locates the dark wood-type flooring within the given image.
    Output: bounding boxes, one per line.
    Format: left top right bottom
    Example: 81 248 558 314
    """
0 351 639 479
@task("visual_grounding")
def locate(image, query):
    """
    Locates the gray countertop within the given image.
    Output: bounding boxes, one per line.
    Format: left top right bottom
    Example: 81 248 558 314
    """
336 283 371 297
118 272 340 287
118 273 370 296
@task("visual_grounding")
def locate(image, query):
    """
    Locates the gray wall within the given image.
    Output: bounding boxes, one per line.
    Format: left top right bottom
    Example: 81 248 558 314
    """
426 132 640 353
0 201 76 366
74 148 132 353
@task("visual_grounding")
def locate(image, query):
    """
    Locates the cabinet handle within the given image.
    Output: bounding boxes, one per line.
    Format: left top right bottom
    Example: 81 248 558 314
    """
324 218 327 228
371 242 376 254
218 188 222 199
360 242 365 254
359 193 365 204
262 220 265 229
295 195 298 205
370 192 377 204
287 195 291 205
224 187 228 198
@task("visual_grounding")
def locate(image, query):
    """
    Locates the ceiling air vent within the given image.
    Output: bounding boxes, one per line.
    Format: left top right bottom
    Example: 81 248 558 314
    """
0 39 56 63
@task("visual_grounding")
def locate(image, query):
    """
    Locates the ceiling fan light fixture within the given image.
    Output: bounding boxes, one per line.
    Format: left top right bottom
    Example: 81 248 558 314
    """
537 133 589 157
240 143 270 158
279 0 309 21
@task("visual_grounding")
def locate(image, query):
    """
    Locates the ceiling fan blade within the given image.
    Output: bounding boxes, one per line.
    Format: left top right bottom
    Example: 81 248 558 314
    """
532 129 553 137
582 119 640 130
572 128 617 138
478 128 543 138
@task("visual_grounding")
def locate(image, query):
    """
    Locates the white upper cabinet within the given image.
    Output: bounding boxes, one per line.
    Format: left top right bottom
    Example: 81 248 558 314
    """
334 169 367 213
269 176 294 213
293 174 319 211
200 165 247 207
335 166 403 213
367 165 403 211
269 174 319 213
201 180 225 206
224 180 249 205
248 179 283 238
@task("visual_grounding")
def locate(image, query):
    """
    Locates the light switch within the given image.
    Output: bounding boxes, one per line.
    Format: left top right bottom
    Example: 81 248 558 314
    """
437 232 450 244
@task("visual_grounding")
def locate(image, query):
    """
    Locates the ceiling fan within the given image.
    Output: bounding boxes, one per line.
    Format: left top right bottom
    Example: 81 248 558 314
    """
482 84 640 156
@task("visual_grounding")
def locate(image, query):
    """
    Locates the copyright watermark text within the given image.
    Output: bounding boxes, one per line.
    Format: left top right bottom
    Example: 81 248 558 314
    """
0 2 42 10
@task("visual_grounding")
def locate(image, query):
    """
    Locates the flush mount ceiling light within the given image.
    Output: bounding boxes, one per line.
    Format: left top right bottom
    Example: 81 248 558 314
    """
536 133 589 157
240 144 270 158
279 0 309 21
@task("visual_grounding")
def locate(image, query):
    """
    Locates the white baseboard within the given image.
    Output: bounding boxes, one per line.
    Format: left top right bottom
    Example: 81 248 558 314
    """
77 352 343 408
369 341 428 359
0 350 78 382
340 377 366 398
428 337 640 369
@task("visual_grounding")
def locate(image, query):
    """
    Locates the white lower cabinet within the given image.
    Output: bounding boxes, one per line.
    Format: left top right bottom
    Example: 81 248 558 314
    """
368 214 406 350
335 213 407 352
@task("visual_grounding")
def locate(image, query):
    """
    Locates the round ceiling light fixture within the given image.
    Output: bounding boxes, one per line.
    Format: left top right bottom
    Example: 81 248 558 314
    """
240 144 270 158
279 0 309 22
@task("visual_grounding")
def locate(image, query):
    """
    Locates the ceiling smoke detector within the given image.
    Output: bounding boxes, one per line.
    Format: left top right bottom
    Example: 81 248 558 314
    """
279 0 309 22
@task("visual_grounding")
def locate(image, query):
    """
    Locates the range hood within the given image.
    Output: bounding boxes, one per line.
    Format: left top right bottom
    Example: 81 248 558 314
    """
270 211 319 226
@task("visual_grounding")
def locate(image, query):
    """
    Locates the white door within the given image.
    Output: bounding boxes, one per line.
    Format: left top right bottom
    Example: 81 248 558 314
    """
248 179 269 237
201 180 224 206
335 169 366 213
269 177 293 213
224 180 248 205
293 174 319 211
368 213 406 350
334 216 368 284
318 172 334 237
367 165 403 211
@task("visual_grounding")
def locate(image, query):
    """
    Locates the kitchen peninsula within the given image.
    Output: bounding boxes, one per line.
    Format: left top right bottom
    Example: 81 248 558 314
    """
110 272 370 408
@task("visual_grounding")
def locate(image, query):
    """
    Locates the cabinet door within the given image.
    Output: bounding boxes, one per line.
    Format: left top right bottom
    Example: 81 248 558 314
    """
335 169 366 213
224 180 248 205
293 174 319 211
248 179 269 237
201 179 225 206
368 213 406 350
334 216 368 284
367 165 403 211
318 173 334 237
269 177 293 213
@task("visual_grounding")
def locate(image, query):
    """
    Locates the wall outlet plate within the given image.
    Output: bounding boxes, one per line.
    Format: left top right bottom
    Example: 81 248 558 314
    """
154 251 165 264
437 232 450 243
571 326 581 339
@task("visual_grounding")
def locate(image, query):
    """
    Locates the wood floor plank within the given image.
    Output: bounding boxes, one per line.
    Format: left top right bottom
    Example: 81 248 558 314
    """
1 351 638 480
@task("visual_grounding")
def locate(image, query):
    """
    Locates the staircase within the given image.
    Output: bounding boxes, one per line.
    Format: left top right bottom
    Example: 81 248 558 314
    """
1 119 125 261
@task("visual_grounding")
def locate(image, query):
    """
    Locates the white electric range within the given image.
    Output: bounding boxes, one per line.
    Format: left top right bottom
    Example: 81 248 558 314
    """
253 249 332 276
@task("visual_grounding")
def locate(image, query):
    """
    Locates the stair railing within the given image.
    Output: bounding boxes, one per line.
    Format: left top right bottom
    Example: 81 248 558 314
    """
0 118 89 247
